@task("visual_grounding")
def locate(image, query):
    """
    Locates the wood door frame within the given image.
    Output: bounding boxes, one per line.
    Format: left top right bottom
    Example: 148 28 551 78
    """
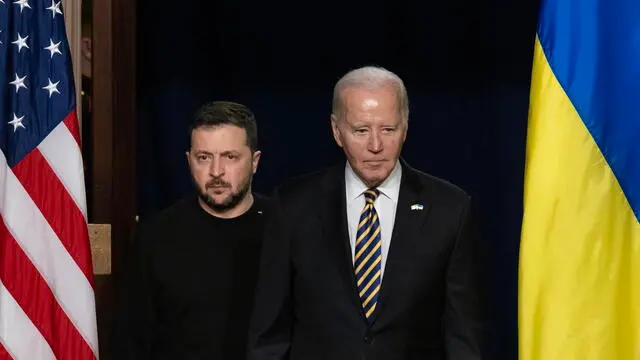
88 0 137 357
90 0 136 275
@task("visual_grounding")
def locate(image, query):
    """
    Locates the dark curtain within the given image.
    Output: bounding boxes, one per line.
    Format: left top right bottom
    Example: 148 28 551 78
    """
136 1 540 358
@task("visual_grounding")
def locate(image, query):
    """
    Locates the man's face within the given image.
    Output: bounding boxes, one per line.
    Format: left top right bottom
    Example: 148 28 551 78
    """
331 86 407 187
187 125 260 213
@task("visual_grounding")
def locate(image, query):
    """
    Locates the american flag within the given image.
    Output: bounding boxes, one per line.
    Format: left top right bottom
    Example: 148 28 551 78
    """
0 1 99 359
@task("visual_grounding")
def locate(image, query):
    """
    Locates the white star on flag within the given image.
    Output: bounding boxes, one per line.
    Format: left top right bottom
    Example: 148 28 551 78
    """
46 0 62 19
9 73 27 93
12 33 29 52
8 113 26 131
44 38 62 58
13 0 30 13
42 78 60 97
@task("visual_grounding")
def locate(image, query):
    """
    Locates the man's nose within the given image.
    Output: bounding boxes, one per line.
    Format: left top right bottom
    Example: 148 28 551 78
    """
209 156 224 177
368 131 383 153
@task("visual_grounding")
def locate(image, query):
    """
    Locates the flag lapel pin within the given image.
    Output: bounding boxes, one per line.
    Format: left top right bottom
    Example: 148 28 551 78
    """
410 204 424 211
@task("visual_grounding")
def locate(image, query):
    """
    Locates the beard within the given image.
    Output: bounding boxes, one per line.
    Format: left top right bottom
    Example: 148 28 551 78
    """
192 173 252 213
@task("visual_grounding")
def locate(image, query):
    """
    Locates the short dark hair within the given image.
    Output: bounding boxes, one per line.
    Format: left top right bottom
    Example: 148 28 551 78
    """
188 101 258 152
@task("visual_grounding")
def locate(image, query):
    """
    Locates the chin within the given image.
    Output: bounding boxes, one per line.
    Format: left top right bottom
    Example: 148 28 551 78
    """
361 173 385 187
202 189 228 202
210 194 231 204
201 194 233 211
350 158 393 185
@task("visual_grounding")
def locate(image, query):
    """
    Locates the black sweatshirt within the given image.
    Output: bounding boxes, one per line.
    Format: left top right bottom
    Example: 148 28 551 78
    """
110 194 270 359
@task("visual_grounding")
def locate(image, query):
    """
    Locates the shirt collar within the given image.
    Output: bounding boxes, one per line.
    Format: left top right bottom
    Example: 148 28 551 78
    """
345 160 402 202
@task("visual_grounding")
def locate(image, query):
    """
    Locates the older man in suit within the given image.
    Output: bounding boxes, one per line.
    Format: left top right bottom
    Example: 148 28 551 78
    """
247 66 483 360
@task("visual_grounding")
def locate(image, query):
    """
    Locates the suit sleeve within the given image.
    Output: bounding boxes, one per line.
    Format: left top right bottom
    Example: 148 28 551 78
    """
246 188 294 360
108 223 157 359
444 197 485 360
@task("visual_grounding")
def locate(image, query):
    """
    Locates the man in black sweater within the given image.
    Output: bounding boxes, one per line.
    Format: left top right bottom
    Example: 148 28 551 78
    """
110 101 269 359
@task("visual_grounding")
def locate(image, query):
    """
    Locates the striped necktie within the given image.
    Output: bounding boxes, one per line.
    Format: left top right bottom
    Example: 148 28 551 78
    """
354 188 382 321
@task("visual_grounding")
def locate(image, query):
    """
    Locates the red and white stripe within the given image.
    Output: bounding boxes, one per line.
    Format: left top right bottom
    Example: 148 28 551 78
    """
0 112 98 359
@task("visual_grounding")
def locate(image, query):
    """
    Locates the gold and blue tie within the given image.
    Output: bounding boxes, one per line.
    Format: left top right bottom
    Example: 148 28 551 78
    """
354 188 382 321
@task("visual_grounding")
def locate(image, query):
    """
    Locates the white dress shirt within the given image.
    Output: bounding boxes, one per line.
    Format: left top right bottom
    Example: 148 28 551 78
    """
345 160 402 279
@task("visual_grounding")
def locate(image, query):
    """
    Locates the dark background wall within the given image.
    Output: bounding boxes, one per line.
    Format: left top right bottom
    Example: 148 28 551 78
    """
136 1 540 358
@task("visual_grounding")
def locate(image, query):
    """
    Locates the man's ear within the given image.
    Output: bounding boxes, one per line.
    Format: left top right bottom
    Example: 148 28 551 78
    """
402 119 408 143
81 37 92 61
251 150 262 174
330 114 343 148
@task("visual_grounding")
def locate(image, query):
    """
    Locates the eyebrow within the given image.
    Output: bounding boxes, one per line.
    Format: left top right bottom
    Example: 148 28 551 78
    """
349 122 369 128
350 123 398 128
193 150 240 156
220 150 240 156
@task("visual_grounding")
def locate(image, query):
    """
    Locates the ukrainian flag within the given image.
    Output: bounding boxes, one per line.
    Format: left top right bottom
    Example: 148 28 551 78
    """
518 0 640 358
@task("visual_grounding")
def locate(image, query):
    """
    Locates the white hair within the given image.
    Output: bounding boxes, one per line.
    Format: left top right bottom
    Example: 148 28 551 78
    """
331 66 409 122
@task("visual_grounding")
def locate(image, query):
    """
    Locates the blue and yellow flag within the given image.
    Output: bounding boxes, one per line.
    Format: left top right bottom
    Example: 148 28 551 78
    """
518 0 640 358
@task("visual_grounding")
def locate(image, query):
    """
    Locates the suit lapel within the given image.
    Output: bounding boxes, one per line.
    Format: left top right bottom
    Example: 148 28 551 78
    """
317 166 365 316
369 161 432 325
